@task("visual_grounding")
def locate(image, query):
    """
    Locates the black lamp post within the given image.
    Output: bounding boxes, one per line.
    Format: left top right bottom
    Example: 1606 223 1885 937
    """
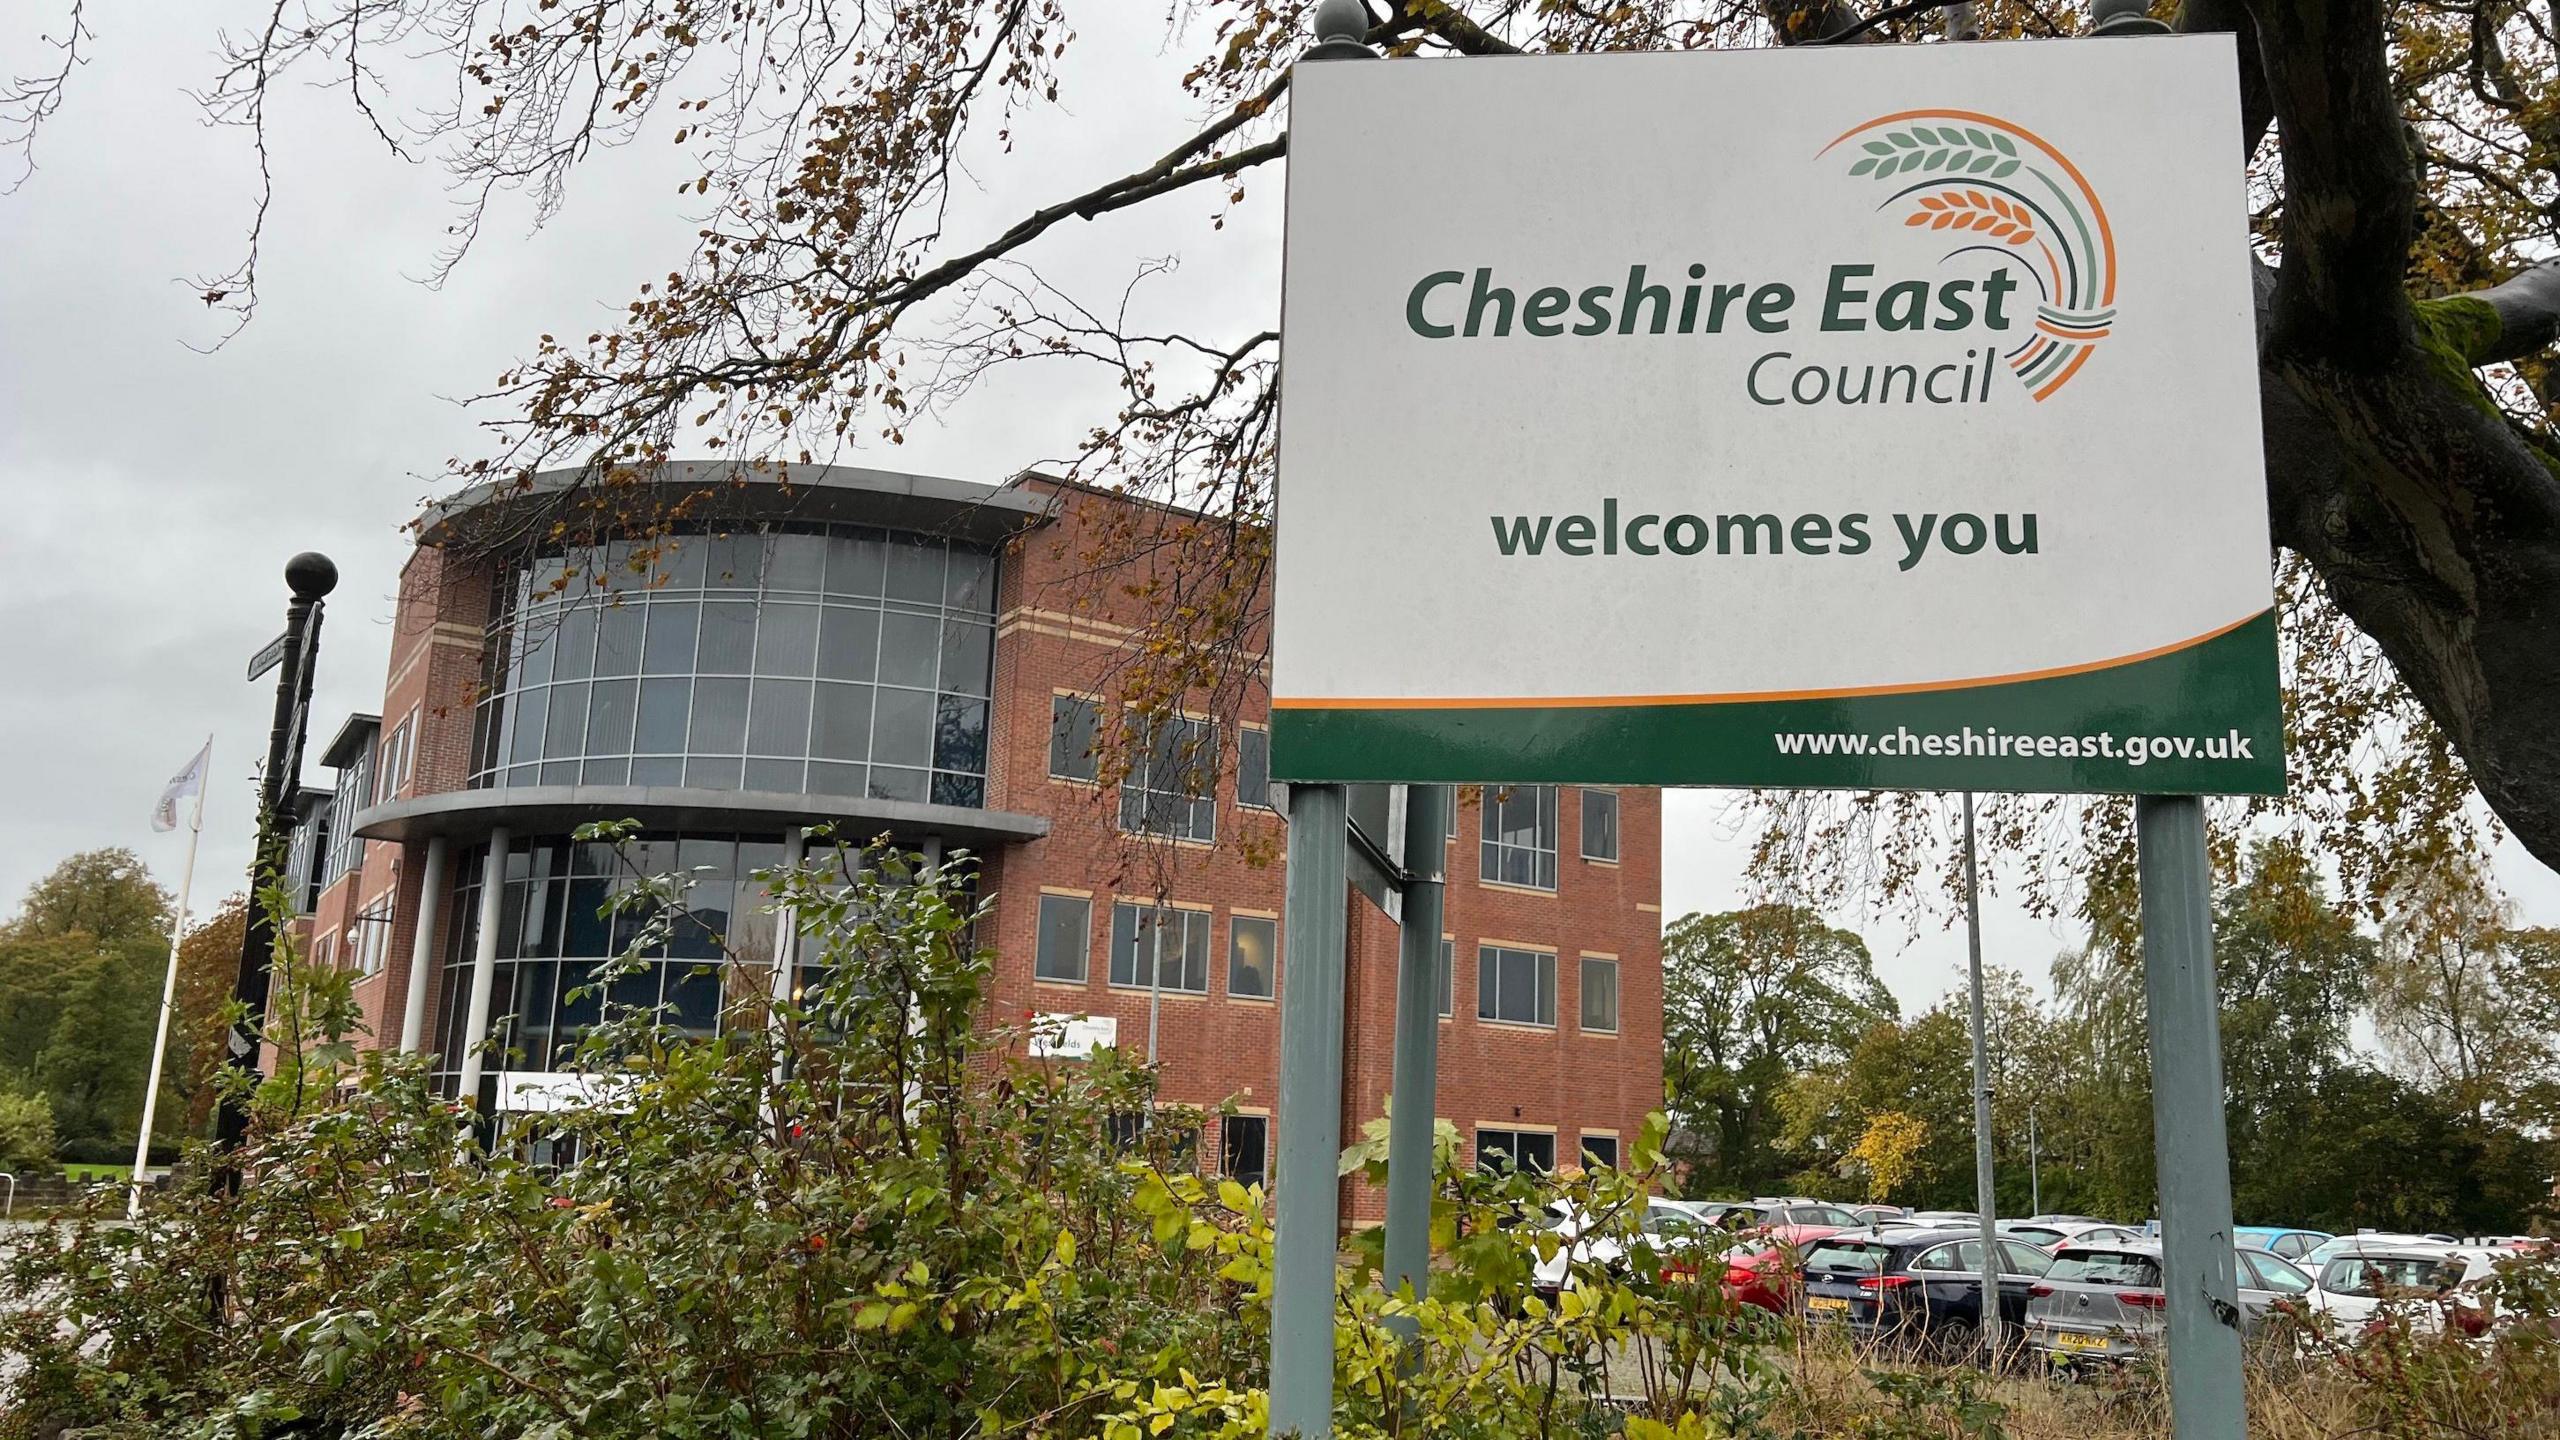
212 552 337 1166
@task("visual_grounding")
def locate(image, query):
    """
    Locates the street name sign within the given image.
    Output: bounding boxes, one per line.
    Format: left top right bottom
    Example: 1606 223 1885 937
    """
246 631 291 682
1269 37 2283 794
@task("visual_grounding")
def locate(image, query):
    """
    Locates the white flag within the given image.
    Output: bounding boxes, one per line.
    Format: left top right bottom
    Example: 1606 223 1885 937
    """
152 739 211 833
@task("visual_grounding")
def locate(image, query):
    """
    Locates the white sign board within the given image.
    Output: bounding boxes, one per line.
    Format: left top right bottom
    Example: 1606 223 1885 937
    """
495 1069 633 1115
1029 1012 1119 1059
1271 38 2282 795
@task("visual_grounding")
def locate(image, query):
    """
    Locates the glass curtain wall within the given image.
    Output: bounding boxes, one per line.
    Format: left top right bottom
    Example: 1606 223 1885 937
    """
467 526 997 806
430 832 786 1090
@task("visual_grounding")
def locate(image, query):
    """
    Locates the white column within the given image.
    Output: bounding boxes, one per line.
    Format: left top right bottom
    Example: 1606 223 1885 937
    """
453 826 512 1110
768 827 806 1011
766 828 806 1103
398 834 450 1053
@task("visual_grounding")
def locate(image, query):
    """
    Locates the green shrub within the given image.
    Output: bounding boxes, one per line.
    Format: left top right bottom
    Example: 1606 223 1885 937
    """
0 827 2550 1440
0 1090 55 1174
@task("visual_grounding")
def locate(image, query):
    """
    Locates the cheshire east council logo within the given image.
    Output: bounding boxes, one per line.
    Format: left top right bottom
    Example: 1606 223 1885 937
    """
1821 110 2116 401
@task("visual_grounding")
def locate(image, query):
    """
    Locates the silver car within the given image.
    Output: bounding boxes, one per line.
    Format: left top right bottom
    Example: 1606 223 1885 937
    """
2023 1240 2311 1364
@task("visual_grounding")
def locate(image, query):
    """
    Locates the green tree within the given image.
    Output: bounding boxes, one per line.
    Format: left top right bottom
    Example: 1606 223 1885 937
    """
2374 857 2560 1131
0 850 172 1147
2213 840 2375 1222
1660 905 1893 1197
1778 1004 1976 1208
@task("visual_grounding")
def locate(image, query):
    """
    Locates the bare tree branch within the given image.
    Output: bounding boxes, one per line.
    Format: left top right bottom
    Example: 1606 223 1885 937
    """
0 0 88 193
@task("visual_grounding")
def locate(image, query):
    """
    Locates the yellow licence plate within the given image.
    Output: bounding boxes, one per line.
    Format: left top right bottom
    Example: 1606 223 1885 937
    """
1807 1296 1851 1314
2052 1332 2110 1353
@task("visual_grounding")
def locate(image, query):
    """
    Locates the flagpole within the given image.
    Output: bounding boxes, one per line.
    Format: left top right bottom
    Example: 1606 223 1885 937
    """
131 740 209 1220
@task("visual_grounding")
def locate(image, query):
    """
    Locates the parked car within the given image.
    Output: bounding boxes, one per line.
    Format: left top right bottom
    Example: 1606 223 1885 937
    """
2022 1241 2312 1365
1720 1238 1815 1313
1799 1228 2053 1352
1534 1197 1748 1293
1849 1204 1911 1228
1906 1210 1980 1229
2004 1219 2145 1251
2301 1231 2461 1271
2306 1245 2503 1338
2234 1226 2331 1262
2022 1214 2113 1227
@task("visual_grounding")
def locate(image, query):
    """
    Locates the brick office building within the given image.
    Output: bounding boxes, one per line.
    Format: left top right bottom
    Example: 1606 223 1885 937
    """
284 463 1662 1219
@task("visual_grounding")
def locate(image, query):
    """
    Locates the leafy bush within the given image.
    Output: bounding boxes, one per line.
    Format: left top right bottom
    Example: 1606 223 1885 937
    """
0 1090 56 1174
0 827 2550 1440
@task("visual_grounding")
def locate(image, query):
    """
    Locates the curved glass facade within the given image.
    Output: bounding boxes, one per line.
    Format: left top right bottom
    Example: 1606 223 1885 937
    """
467 525 997 807
432 833 784 1085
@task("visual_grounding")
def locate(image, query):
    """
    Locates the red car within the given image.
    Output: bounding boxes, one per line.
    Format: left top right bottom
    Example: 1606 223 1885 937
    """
1721 1223 1845 1313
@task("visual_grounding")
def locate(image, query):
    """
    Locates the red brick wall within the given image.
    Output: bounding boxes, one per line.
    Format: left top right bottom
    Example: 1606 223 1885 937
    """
981 481 1664 1222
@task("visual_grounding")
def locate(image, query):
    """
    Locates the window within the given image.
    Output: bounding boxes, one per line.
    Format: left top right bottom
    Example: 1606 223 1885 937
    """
1222 1114 1269 1190
353 897 394 978
2241 1251 2311 1295
1049 695 1099 781
1579 1134 1619 1170
468 528 997 804
1109 903 1210 993
1119 715 1216 843
2045 1251 2163 1287
1579 957 1620 1033
1479 785 1557 890
1437 938 1453 1018
1579 788 1619 862
1475 1128 1555 1175
1035 893 1091 984
1237 728 1273 810
2000 1241 2055 1276
1228 915 1277 999
375 715 414 804
1804 1240 1893 1276
1476 945 1556 1026
1109 1114 1198 1170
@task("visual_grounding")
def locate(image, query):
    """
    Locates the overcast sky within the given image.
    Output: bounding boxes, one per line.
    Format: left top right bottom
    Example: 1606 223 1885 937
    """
4 3 2553 1015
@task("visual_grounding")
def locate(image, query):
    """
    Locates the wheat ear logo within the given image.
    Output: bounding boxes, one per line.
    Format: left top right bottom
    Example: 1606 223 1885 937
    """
1821 110 2117 400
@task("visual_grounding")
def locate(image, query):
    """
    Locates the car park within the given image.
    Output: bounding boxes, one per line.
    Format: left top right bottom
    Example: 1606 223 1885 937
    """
1799 1228 2054 1352
2022 1240 2312 1365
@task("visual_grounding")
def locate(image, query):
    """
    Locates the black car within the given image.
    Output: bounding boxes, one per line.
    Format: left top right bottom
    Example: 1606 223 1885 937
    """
1799 1227 2055 1352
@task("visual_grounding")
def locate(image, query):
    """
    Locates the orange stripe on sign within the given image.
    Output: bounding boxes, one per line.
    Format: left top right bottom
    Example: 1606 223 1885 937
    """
1271 610 2268 713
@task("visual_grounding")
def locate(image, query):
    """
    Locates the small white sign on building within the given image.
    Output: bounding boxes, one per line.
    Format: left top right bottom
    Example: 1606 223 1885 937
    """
496 1069 634 1115
1029 1013 1119 1059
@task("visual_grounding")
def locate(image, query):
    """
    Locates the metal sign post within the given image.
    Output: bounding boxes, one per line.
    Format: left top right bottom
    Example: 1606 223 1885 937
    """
2137 794 2247 1438
1960 793 2003 1358
1269 781 1350 1439
1381 784 1450 1338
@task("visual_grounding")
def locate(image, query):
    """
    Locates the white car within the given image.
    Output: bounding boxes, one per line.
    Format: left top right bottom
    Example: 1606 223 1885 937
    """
2306 1244 2504 1338
2300 1231 2458 1271
2002 1219 2145 1251
1529 1197 1739 1292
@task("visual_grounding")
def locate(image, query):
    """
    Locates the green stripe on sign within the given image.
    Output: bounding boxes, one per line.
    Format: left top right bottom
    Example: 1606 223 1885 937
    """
1269 609 2284 796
